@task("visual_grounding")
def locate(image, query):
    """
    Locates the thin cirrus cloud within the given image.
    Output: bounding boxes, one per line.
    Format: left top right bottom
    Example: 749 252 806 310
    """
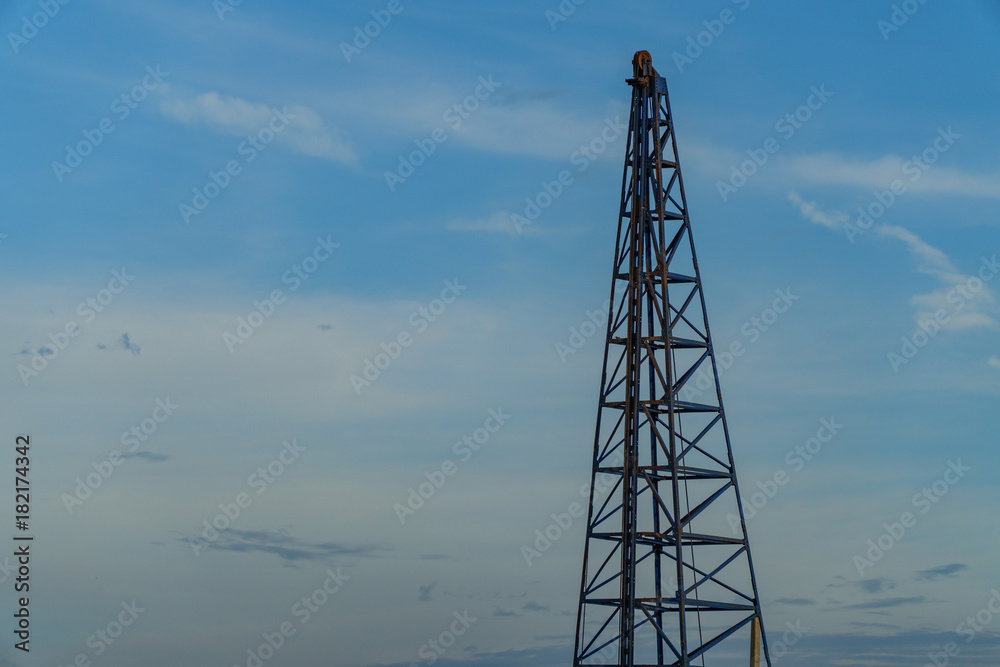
773 597 816 605
857 577 896 594
96 332 142 355
881 222 998 332
781 152 1000 199
177 528 386 563
841 596 928 610
877 224 958 282
913 563 967 581
788 192 998 332
787 191 848 231
159 88 357 165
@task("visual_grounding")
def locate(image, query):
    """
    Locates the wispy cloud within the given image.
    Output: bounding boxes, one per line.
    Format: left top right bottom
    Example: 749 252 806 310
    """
848 621 900 630
160 89 356 165
886 227 999 332
752 630 1000 667
774 597 816 605
418 582 436 602
178 528 385 563
858 578 896 594
97 333 141 354
914 563 968 581
843 596 927 610
787 191 848 231
783 153 1000 199
829 577 896 594
988 356 1000 370
16 344 53 357
118 332 141 355
878 225 960 281
789 194 997 331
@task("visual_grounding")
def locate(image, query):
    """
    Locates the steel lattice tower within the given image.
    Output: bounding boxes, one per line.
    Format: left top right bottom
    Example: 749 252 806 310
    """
572 52 771 667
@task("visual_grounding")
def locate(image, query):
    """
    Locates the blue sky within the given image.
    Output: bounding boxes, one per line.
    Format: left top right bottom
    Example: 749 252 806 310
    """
2 0 999 665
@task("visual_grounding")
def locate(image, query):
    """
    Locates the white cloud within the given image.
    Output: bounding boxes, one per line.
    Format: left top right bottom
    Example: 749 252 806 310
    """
782 153 1000 199
989 356 1000 370
877 224 961 282
876 225 997 331
690 139 1000 201
908 288 997 332
787 195 997 332
787 191 848 231
160 89 356 165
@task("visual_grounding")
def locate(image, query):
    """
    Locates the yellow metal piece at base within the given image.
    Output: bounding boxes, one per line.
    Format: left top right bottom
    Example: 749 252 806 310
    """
750 616 761 667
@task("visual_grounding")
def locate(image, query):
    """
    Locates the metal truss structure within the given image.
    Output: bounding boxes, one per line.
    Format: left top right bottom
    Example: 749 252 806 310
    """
572 52 771 667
